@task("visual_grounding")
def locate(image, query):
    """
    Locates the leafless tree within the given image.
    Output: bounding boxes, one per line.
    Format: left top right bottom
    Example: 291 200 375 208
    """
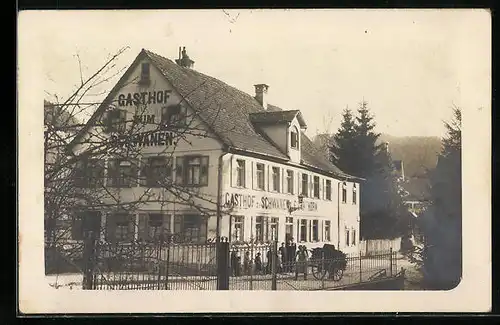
44 47 233 277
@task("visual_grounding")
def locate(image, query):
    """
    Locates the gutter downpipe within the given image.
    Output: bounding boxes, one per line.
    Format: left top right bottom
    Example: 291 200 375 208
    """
216 146 230 245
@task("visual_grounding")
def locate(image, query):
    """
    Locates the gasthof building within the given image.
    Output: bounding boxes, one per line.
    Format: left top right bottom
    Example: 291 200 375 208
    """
69 47 362 253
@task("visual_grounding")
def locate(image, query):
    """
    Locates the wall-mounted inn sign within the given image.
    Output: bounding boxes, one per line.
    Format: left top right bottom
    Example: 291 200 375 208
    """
117 90 172 107
223 192 318 212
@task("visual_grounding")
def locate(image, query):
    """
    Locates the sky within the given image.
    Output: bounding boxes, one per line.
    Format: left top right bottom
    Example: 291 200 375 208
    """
26 9 490 139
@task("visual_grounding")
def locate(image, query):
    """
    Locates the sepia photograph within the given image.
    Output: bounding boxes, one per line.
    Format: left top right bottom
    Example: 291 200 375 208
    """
18 9 490 313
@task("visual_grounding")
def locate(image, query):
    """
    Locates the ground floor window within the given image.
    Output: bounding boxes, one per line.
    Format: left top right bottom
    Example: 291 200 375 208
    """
312 220 319 242
351 228 356 246
106 213 135 243
231 216 244 242
324 221 331 242
173 214 207 243
71 211 101 240
255 216 268 243
138 213 171 242
270 217 279 241
299 219 307 242
345 228 350 247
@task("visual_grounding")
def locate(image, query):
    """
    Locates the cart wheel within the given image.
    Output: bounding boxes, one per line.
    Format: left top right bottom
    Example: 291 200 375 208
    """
311 262 327 280
332 268 344 282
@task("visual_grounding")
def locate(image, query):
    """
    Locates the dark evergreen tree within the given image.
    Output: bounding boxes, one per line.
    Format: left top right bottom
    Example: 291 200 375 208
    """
329 107 357 176
419 106 462 289
353 100 381 178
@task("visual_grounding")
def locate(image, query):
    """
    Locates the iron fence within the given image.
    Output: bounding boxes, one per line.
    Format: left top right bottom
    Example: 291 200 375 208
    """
90 237 218 290
81 234 402 290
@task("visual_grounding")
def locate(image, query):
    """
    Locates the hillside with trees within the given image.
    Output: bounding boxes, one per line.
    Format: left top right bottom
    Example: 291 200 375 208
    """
313 133 441 178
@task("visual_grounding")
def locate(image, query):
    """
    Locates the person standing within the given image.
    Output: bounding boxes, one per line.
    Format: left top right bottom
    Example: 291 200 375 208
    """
295 245 308 280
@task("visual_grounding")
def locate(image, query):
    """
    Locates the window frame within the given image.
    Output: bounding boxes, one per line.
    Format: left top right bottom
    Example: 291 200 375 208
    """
140 62 151 84
324 221 331 242
141 156 172 188
299 219 307 242
325 179 332 200
286 169 294 194
341 182 347 204
161 104 187 129
174 214 208 244
290 126 299 149
74 158 105 188
177 155 209 187
272 166 280 192
105 109 127 133
313 176 320 199
236 159 246 188
301 173 309 197
352 183 357 204
231 215 245 243
256 163 265 190
107 158 137 188
312 220 319 242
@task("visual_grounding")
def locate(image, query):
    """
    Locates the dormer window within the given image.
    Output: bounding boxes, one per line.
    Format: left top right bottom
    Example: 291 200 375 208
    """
139 62 150 85
290 127 299 149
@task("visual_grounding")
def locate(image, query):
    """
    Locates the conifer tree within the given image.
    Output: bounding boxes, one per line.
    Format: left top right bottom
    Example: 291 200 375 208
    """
419 106 462 289
353 100 381 179
329 107 357 175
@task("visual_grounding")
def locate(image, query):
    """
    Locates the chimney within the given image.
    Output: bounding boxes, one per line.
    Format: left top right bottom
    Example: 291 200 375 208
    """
254 84 269 110
175 46 195 69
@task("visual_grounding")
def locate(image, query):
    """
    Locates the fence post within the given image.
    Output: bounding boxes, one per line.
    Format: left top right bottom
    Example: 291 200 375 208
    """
271 241 277 290
217 240 230 290
249 241 254 290
359 252 362 283
82 231 96 290
389 247 393 277
164 236 171 290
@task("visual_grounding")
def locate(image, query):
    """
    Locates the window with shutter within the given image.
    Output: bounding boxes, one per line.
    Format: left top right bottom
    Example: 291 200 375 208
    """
200 156 209 186
175 157 184 185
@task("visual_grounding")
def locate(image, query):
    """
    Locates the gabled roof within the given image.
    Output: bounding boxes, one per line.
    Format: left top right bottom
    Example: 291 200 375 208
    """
249 110 307 128
72 48 357 180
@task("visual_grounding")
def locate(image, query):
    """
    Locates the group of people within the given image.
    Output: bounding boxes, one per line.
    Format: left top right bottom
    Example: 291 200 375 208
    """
229 238 311 280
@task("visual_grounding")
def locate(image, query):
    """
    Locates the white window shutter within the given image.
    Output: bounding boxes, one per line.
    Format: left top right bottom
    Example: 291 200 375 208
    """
267 165 271 192
252 162 257 190
309 175 313 198
244 160 250 188
298 172 302 195
231 156 238 188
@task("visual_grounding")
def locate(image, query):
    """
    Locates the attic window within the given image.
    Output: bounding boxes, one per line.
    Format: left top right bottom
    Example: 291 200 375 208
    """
140 63 150 85
290 127 299 149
